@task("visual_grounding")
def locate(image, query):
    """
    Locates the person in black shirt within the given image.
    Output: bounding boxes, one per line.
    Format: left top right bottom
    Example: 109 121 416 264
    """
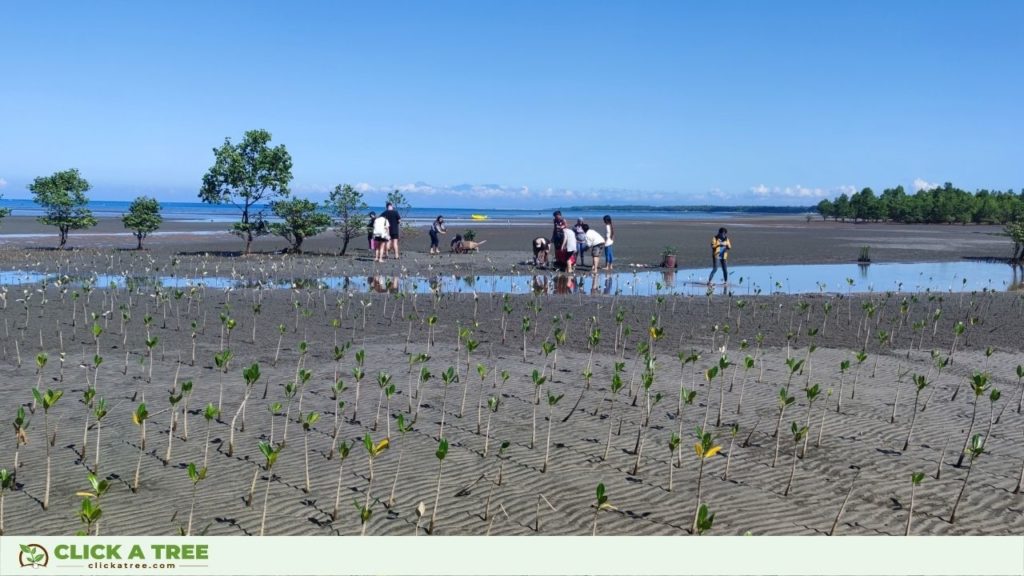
366 211 377 251
381 202 402 259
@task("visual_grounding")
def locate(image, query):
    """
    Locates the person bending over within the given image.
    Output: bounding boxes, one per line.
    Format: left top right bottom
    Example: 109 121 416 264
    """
533 237 550 267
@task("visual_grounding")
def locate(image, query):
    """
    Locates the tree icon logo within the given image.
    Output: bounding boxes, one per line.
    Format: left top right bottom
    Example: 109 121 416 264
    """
18 544 49 568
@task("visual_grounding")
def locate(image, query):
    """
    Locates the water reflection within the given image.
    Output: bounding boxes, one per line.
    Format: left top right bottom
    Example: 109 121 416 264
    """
1 261 1020 296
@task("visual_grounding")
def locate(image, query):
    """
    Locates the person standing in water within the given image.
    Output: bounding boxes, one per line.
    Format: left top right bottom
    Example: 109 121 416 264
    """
708 227 731 285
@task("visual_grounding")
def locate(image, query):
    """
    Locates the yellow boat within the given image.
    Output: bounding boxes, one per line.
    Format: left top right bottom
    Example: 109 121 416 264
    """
470 214 489 221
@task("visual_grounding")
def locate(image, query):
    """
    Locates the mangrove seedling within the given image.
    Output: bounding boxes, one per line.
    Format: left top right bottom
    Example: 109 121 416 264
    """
723 423 739 481
185 462 207 536
694 504 715 535
33 387 63 510
541 391 564 473
301 411 321 493
201 403 220 468
603 371 627 462
905 472 924 536
0 468 12 534
735 355 755 415
903 375 929 451
783 422 808 496
667 432 681 490
76 472 110 535
387 413 415 508
592 482 614 536
691 428 720 534
949 435 985 524
227 363 261 457
800 384 820 458
956 373 989 468
257 440 284 536
427 437 449 534
836 359 851 413
131 402 150 492
360 433 389 535
330 440 353 522
11 406 29 477
771 387 796 467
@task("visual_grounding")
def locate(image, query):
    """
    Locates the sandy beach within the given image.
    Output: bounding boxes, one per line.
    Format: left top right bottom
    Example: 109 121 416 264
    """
0 217 1022 537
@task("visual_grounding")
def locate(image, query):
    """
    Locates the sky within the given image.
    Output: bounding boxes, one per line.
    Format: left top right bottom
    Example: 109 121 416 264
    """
1 1 1022 208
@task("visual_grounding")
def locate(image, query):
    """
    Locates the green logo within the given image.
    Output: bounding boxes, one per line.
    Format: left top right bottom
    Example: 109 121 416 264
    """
19 543 49 568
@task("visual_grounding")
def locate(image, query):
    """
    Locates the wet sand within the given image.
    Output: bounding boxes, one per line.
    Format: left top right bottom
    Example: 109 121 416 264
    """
0 223 1022 537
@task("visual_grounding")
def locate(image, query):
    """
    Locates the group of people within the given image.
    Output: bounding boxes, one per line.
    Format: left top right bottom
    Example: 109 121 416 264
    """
365 204 731 286
532 211 615 273
367 202 404 262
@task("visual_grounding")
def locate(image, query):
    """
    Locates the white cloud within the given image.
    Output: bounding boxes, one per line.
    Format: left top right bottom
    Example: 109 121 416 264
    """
748 184 832 199
0 177 7 189
913 178 939 192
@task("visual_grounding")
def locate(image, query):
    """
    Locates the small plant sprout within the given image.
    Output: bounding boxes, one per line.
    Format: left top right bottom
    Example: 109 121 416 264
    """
75 472 110 535
903 374 929 451
438 366 458 439
474 363 489 434
202 403 220 469
331 440 353 522
387 413 415 508
692 428 721 534
771 387 796 467
815 388 832 448
851 350 868 400
949 435 985 524
667 433 681 490
359 433 389 535
213 348 232 414
694 504 716 535
227 363 261 457
349 349 366 424
675 387 698 467
592 482 615 536
11 406 29 478
956 373 990 468
905 472 925 536
131 402 150 492
185 463 207 536
723 423 739 481
0 468 13 535
32 387 63 510
783 422 809 496
529 369 546 449
836 359 851 413
735 355 755 415
483 396 499 456
795 383 821 458
983 388 1001 445
301 411 321 493
521 316 531 362
371 371 393 433
257 440 284 536
541 391 564 473
91 397 108 473
428 437 449 534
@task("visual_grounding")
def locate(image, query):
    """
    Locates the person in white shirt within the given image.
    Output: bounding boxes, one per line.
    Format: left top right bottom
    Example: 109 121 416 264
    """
602 215 615 270
583 224 605 269
561 221 577 273
372 215 390 262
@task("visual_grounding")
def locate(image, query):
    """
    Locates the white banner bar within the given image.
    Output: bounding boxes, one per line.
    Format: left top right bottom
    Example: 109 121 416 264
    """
2 536 1022 576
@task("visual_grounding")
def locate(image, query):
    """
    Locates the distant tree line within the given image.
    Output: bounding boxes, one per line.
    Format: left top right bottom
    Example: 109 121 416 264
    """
566 204 809 214
816 183 1024 225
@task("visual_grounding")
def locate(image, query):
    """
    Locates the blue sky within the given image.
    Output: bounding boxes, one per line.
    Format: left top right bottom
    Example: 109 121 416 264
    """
1 1 1021 208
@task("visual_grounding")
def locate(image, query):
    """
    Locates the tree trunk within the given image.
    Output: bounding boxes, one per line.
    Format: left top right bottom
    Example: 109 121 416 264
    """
137 234 144 250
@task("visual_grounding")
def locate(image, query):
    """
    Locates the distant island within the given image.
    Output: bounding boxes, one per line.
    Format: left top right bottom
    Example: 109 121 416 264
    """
562 204 814 214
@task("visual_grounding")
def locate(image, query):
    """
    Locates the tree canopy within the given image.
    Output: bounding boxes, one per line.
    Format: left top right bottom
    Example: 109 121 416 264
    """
199 129 293 254
269 197 331 254
0 192 10 225
326 184 368 255
28 168 97 249
817 183 1024 225
122 196 163 249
